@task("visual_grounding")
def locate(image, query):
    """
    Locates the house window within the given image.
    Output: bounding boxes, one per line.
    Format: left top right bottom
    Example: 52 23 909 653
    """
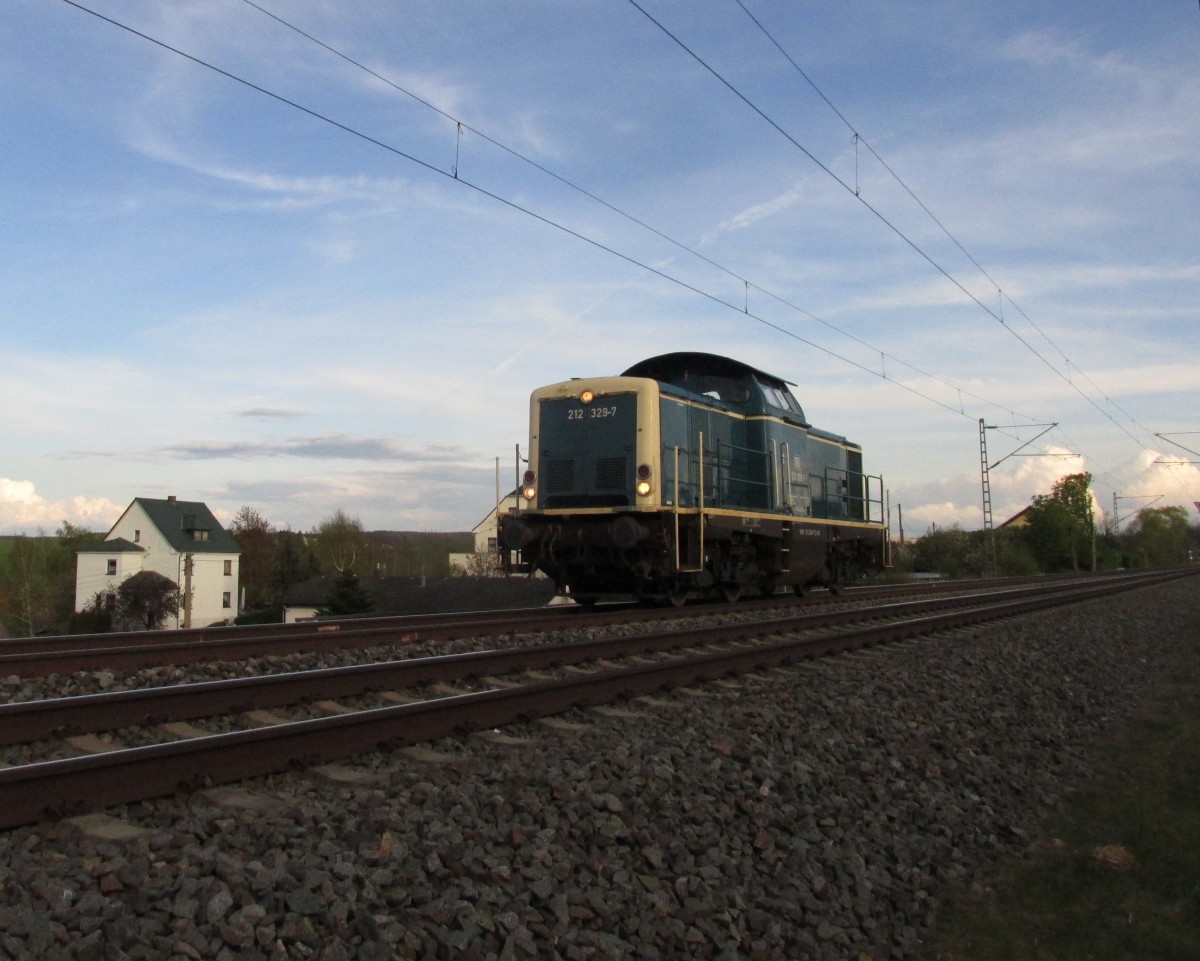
223 560 232 576
193 530 210 542
133 530 140 543
222 592 232 609
106 559 117 575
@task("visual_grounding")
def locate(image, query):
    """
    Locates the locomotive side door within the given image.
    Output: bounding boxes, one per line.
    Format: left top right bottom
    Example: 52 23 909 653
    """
769 423 812 517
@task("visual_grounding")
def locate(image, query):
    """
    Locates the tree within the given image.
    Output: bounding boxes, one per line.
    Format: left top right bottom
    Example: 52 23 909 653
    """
454 551 503 577
51 521 101 626
69 594 115 634
0 523 103 636
1023 472 1095 572
274 528 319 598
112 570 182 631
1123 506 1190 568
1 534 56 636
319 571 374 617
313 510 367 575
908 524 984 579
229 506 276 609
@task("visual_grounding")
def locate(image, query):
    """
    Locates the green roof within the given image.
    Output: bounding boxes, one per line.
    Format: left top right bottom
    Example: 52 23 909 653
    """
77 537 144 554
133 498 240 554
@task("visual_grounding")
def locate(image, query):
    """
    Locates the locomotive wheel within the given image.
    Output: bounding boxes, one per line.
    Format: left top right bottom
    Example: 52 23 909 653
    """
791 583 807 598
719 583 742 603
667 590 689 608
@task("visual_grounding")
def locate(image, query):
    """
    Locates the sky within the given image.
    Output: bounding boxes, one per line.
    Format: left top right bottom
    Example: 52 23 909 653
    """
3 0 1198 538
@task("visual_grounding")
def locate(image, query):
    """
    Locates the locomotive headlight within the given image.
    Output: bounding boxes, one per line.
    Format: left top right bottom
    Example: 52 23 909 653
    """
579 389 595 404
522 469 537 501
635 463 653 497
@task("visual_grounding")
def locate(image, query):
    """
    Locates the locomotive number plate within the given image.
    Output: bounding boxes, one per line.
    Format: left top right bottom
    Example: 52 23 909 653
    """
567 406 619 420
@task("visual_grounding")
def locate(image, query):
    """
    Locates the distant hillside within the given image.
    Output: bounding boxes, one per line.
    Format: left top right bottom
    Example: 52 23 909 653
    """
359 530 475 577
366 531 473 551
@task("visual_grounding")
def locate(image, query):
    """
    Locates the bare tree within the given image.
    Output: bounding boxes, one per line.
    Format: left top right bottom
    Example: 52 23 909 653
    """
313 510 367 575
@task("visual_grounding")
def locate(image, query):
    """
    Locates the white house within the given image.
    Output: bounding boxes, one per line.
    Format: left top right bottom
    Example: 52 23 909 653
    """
75 496 241 629
448 490 521 574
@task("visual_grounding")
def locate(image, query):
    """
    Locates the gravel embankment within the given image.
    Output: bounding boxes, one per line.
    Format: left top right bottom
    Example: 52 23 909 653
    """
0 578 1194 961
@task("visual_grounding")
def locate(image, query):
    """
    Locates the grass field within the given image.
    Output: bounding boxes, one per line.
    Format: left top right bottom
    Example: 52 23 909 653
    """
927 625 1200 960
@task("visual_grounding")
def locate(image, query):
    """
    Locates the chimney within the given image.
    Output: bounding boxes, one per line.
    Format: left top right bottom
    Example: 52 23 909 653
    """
167 495 177 502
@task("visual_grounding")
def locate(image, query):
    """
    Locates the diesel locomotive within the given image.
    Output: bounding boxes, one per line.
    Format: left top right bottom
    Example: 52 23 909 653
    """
499 352 888 604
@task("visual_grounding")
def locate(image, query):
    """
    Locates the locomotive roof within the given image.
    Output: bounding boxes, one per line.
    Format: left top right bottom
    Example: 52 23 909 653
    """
622 352 794 388
621 351 808 424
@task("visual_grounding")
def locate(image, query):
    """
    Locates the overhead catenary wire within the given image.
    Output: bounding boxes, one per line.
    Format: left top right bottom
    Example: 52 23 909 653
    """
59 0 1040 432
62 0 1147 498
236 0 1042 426
630 0 1191 500
738 0 1189 481
56 0 1194 509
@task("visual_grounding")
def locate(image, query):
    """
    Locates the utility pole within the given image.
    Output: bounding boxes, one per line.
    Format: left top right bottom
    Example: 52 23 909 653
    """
183 553 193 629
1113 493 1163 534
979 419 1060 579
978 420 996 577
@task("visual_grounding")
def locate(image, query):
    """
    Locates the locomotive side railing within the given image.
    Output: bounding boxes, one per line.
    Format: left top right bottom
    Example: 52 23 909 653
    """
809 466 885 523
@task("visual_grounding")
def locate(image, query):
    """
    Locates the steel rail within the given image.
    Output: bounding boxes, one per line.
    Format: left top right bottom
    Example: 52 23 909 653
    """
0 604 576 656
0 569 1102 662
0 575 1165 746
0 571 1187 831
0 607 614 679
0 571 1140 679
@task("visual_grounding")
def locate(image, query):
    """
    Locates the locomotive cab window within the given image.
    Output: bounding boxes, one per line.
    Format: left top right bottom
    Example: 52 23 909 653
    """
756 377 806 419
695 374 750 405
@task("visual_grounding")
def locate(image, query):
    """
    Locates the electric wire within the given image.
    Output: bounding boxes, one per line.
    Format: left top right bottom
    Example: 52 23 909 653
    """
59 0 1124 483
54 0 970 423
630 0 1187 493
727 0 1190 498
629 2 1158 449
742 0 1181 473
236 0 1052 431
56 0 1194 507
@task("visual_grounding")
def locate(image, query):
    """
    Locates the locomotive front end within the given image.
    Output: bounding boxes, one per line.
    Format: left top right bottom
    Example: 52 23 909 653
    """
500 376 664 598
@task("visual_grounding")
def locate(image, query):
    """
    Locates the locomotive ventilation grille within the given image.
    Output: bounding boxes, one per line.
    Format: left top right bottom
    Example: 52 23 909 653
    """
594 457 627 490
546 460 575 493
543 456 631 507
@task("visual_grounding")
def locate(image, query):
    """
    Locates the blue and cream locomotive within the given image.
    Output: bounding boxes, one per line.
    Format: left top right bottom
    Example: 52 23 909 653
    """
500 352 888 604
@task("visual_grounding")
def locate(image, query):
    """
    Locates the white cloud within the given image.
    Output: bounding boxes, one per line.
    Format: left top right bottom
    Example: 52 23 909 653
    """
0 479 122 535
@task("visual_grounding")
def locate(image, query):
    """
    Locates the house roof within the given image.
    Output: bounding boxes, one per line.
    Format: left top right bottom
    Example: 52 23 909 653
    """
77 537 144 554
999 505 1034 529
472 489 521 531
126 498 240 554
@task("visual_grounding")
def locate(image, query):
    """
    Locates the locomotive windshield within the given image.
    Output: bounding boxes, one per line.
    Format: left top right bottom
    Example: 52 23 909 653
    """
755 376 806 419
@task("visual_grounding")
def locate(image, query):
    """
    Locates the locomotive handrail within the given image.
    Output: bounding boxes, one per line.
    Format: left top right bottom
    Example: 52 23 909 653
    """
673 446 704 574
698 432 707 564
781 441 794 511
716 437 772 509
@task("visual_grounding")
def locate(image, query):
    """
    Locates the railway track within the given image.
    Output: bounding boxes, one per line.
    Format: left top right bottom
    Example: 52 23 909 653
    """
0 572 1112 678
0 569 1185 831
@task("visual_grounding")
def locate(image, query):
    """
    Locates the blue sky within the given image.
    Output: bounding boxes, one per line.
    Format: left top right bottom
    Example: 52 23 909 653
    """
3 0 1198 536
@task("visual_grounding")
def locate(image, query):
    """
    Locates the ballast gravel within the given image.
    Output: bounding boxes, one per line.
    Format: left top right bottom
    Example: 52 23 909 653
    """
0 578 1195 961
